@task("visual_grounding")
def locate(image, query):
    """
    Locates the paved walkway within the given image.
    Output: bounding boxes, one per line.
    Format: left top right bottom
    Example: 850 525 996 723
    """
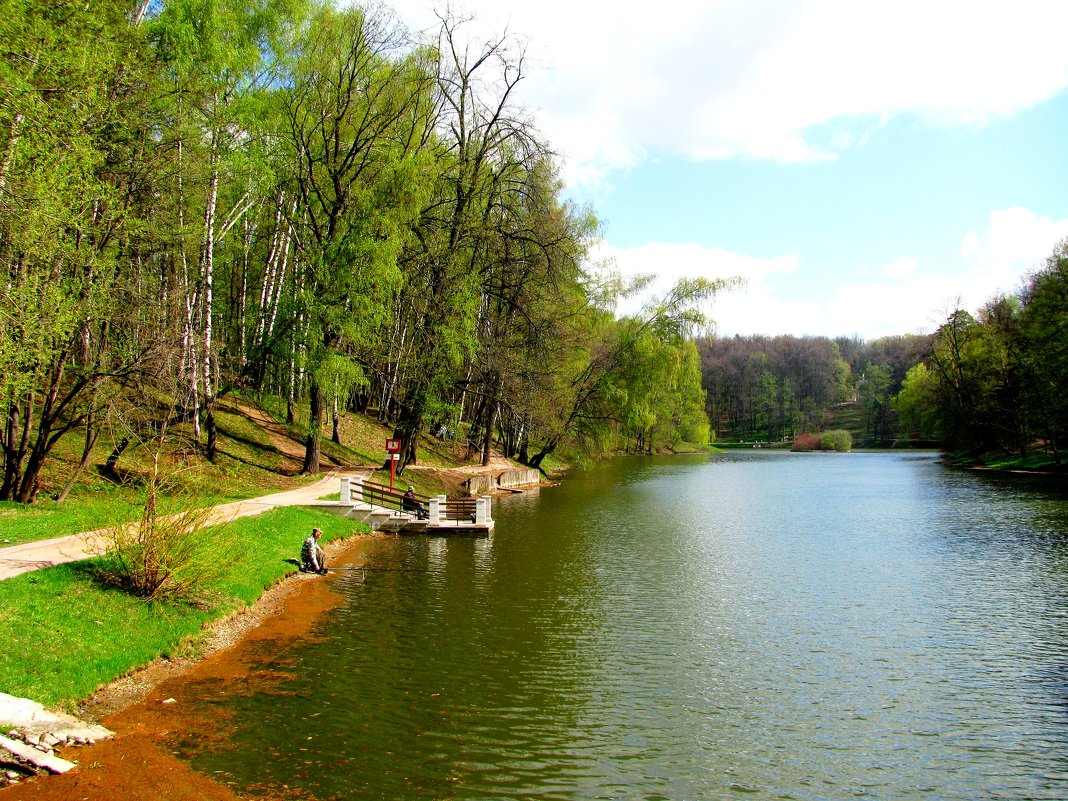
0 468 372 582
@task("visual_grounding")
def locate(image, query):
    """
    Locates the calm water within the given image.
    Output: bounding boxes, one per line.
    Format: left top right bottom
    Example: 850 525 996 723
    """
179 451 1068 800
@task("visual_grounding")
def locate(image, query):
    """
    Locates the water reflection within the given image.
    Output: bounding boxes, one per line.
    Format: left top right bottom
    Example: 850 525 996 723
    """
180 451 1068 800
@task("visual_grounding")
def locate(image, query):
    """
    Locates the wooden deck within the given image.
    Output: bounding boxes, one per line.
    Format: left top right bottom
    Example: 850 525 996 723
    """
315 477 494 536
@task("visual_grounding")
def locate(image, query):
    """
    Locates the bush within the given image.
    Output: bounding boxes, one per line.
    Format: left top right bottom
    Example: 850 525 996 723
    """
791 433 821 452
820 429 853 452
94 459 229 605
792 430 853 452
95 496 226 605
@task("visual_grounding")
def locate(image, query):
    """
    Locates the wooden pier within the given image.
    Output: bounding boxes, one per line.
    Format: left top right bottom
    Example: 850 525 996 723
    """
311 476 494 535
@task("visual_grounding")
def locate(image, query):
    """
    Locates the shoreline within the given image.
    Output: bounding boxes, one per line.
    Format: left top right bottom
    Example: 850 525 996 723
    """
0 533 380 800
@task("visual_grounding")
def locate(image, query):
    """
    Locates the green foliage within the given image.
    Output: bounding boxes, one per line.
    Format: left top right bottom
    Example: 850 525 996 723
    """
819 429 853 452
894 363 940 441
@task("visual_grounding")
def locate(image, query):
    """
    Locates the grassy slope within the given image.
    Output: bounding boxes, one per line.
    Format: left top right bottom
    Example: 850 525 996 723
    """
0 395 477 547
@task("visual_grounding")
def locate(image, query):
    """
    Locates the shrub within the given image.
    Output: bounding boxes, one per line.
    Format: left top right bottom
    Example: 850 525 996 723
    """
791 433 821 452
94 482 226 605
820 429 853 452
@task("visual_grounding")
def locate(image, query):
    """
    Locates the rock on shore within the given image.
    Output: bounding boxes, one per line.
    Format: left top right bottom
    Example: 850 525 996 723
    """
0 693 113 786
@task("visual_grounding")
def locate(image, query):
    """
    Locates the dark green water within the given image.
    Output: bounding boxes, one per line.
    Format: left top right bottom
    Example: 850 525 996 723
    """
179 452 1068 799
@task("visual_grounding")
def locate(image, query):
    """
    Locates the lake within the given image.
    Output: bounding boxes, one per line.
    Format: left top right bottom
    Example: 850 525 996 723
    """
176 451 1068 800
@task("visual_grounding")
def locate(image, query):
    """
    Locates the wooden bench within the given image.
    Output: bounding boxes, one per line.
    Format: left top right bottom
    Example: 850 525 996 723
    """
442 497 477 522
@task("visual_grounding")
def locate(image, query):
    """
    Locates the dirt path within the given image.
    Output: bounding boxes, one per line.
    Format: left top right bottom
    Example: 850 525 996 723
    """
403 449 522 489
227 400 309 472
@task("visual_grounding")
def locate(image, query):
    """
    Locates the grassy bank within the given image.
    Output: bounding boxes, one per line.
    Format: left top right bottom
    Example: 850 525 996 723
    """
0 398 318 548
0 507 368 710
947 450 1066 473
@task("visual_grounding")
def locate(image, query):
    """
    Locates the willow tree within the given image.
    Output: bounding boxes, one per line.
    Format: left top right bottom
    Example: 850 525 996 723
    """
283 3 436 474
387 14 545 470
525 276 740 468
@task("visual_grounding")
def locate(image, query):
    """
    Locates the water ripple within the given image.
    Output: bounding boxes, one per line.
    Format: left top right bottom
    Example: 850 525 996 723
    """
185 452 1068 800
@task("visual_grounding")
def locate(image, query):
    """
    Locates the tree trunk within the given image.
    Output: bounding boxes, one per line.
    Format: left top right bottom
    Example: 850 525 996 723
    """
56 412 98 503
201 148 219 461
481 400 497 466
332 395 341 444
302 380 324 475
104 436 131 479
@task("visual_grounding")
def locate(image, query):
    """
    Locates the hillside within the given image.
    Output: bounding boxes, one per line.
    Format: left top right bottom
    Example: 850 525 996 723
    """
0 396 520 548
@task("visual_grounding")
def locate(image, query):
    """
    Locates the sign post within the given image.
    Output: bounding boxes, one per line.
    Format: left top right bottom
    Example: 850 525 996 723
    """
385 439 401 490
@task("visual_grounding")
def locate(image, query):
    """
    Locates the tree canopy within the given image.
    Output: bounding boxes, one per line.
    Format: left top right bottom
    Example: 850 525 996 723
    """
0 0 725 501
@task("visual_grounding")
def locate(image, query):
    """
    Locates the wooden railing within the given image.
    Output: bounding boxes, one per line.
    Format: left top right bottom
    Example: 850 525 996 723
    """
355 480 487 526
442 497 477 522
361 481 429 514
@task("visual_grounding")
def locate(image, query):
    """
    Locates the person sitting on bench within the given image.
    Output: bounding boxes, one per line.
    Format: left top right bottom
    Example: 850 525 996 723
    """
403 486 428 519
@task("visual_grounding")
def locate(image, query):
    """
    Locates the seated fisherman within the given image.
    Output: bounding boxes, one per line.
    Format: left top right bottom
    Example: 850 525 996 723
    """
301 527 328 574
402 486 428 519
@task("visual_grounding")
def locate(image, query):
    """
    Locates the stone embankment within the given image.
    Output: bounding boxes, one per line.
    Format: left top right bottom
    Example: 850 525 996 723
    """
464 468 542 495
0 693 113 787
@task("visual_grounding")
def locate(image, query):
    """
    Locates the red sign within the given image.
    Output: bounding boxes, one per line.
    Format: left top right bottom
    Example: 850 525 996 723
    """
386 439 401 453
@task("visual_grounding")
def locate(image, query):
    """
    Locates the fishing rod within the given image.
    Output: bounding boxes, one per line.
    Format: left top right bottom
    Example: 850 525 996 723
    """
324 566 424 572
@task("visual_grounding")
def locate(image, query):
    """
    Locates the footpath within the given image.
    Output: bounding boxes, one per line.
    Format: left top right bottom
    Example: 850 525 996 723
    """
0 467 372 583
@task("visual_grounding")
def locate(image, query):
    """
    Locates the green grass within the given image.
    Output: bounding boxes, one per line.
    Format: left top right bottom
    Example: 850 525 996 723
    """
0 398 319 547
0 496 144 547
0 506 368 710
949 449 1065 472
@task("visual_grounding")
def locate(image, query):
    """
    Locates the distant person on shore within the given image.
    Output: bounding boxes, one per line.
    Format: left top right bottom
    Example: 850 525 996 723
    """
403 486 428 519
301 528 327 574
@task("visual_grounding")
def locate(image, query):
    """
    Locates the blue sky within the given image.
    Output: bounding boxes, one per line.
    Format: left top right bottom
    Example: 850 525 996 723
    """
389 0 1068 340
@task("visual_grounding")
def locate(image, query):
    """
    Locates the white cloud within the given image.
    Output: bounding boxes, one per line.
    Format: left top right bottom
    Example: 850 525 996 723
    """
882 257 918 281
389 0 1068 184
960 207 1068 274
590 208 1068 340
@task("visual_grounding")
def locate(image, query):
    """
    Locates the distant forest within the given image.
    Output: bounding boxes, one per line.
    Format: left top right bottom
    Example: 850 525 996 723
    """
698 242 1068 465
697 332 931 446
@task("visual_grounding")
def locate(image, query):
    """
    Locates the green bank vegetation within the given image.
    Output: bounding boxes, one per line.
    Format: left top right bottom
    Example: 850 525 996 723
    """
0 507 366 709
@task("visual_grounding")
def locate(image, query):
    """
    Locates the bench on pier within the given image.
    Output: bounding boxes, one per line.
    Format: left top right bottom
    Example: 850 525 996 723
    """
334 476 494 534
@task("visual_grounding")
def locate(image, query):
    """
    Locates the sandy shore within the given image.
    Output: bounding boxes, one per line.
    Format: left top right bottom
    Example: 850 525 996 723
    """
0 534 381 801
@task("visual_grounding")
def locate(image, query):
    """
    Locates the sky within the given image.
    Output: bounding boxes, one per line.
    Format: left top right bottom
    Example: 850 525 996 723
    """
388 0 1068 340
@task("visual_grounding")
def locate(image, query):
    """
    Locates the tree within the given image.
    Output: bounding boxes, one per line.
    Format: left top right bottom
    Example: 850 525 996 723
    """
894 362 940 442
1018 241 1068 462
282 3 435 474
858 362 891 445
525 276 737 467
0 0 157 501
